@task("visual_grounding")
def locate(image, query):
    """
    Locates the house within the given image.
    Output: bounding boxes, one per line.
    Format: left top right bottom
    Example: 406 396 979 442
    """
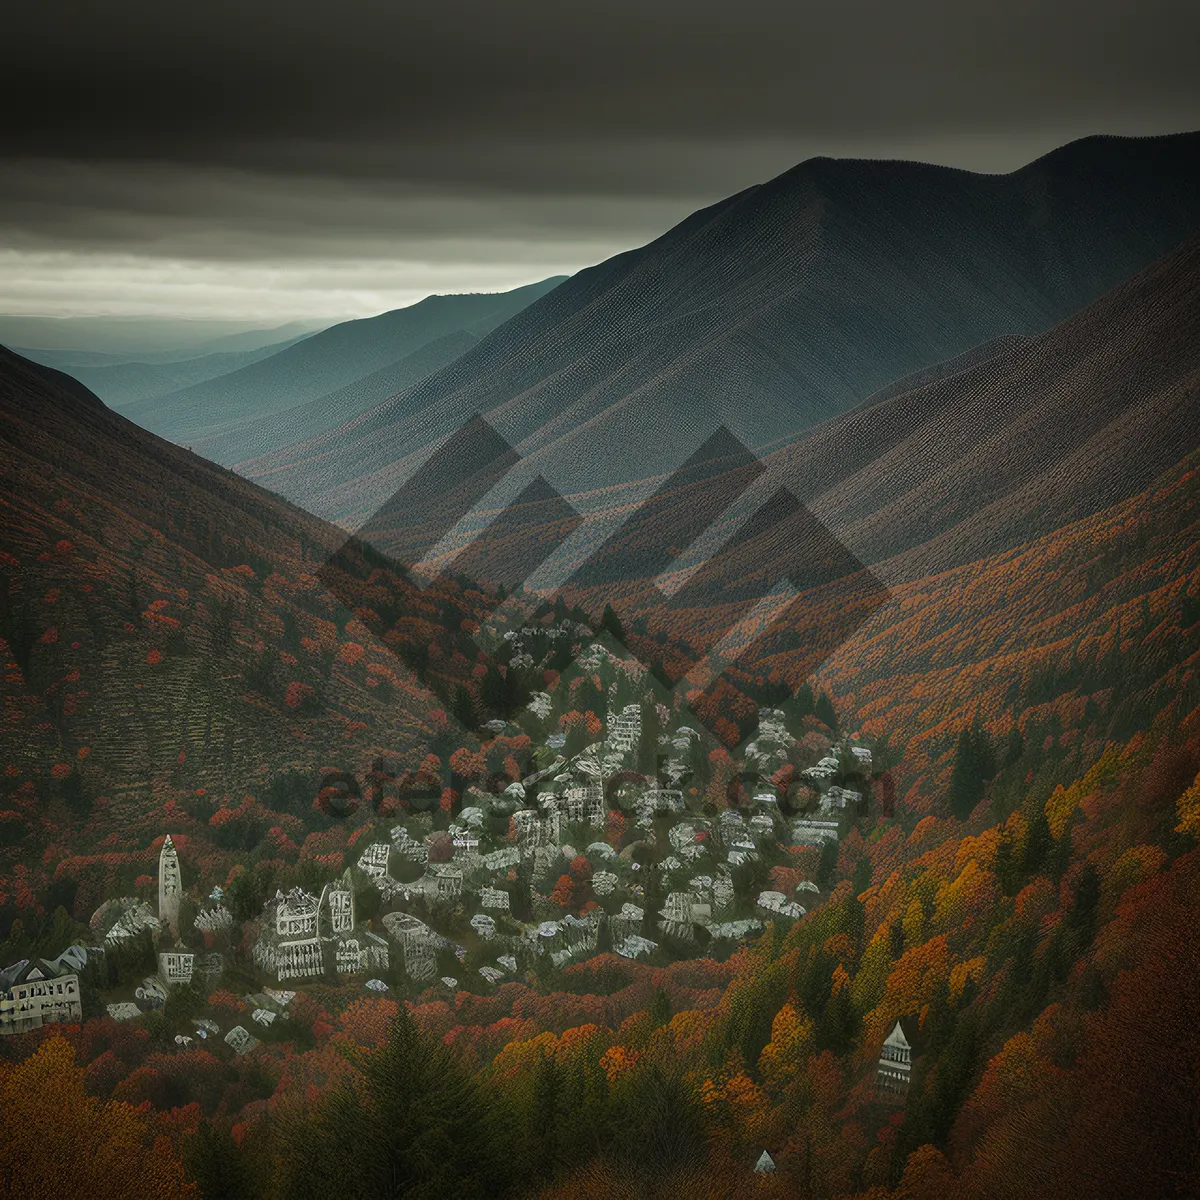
756 891 805 920
669 823 704 859
592 870 619 896
158 946 196 987
822 785 862 815
391 825 429 863
253 888 323 981
319 871 355 936
754 1151 776 1174
850 745 873 767
332 930 389 975
728 838 759 866
790 818 840 846
382 912 442 981
660 891 709 938
749 813 776 840
224 1025 257 1055
358 842 392 879
92 898 160 946
512 809 544 848
643 785 684 813
877 1019 913 1095
431 865 463 902
195 904 233 932
481 847 520 873
470 913 497 940
610 902 644 939
614 934 658 960
709 918 763 940
0 957 83 1035
480 886 511 910
606 703 642 755
478 965 505 985
158 834 183 934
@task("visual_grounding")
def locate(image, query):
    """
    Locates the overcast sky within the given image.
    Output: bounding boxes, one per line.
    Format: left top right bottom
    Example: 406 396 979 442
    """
3 0 1198 333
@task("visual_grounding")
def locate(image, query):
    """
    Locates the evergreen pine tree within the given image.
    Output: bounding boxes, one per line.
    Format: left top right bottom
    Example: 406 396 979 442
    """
948 727 983 820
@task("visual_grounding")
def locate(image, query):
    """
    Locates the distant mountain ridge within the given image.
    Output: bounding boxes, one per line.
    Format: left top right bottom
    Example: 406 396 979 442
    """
238 132 1200 530
123 276 566 448
22 329 317 409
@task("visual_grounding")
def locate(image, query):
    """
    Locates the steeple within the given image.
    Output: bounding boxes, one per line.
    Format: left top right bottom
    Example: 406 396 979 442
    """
158 834 182 935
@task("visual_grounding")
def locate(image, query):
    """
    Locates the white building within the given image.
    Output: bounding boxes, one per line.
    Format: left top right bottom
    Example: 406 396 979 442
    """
0 956 83 1035
480 886 511 911
359 842 391 879
790 819 840 846
94 898 160 946
615 934 658 960
391 825 429 863
470 913 497 940
610 902 644 940
877 1019 913 1094
224 1025 257 1055
756 891 806 920
481 847 520 873
253 888 323 981
158 947 195 987
195 905 233 932
431 865 463 902
606 704 642 755
319 872 355 936
592 870 619 896
382 912 442 981
158 834 182 934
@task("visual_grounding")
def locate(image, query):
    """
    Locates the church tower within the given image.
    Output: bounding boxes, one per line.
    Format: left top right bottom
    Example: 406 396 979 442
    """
158 834 182 934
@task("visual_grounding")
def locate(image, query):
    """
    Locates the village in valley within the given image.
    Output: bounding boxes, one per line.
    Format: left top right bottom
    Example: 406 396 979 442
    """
1 627 912 1095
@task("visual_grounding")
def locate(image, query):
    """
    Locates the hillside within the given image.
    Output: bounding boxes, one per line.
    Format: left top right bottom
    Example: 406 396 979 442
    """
239 133 1200 527
0 346 519 881
189 327 480 467
31 329 316 409
3 351 1197 1200
122 277 565 446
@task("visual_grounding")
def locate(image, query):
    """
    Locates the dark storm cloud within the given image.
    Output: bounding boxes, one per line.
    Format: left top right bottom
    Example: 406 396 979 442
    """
5 0 1199 184
1 0 1197 323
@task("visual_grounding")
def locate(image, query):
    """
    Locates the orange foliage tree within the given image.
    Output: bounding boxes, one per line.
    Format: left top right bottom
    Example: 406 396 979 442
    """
0 1035 195 1197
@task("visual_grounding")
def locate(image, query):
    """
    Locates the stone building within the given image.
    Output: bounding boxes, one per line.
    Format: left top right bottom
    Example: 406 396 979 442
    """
195 904 233 933
158 946 196 987
253 888 323 981
382 911 441 981
0 957 83 1035
158 834 183 934
93 897 160 946
876 1019 913 1095
318 871 355 937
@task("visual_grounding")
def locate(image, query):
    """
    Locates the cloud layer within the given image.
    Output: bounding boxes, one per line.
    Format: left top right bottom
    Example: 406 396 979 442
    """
3 0 1198 323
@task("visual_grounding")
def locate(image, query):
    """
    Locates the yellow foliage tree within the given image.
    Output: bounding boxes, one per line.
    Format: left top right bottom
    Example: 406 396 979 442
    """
1175 770 1200 839
757 1002 815 1092
0 1035 195 1198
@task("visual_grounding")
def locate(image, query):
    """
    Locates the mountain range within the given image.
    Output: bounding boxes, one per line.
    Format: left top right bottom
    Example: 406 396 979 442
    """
233 132 1200 535
119 277 565 451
